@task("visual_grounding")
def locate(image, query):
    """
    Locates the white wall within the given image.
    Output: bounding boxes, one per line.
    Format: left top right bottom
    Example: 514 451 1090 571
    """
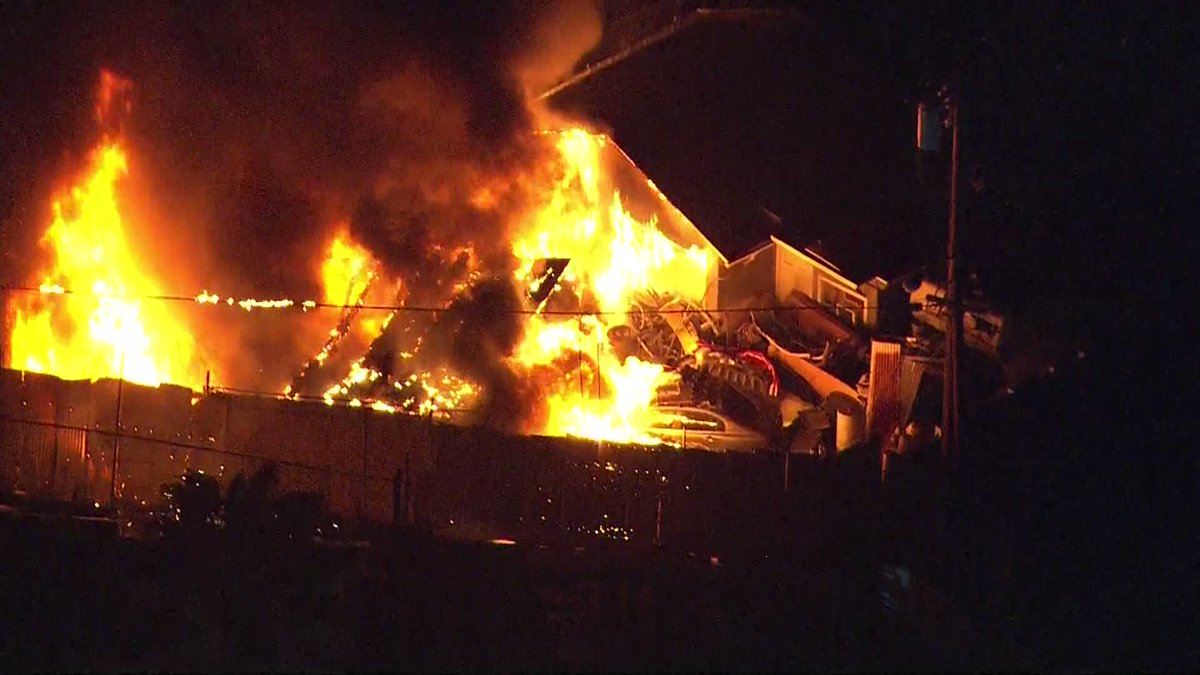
774 244 815 301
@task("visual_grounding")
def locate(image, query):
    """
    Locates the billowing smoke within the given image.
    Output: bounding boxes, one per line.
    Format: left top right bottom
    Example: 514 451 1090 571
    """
315 1 604 428
511 0 605 124
2 1 605 413
420 278 542 432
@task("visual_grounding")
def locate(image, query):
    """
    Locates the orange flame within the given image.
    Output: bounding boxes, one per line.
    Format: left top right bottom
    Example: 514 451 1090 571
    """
7 71 716 448
508 130 713 443
319 225 374 306
95 70 132 126
8 141 205 387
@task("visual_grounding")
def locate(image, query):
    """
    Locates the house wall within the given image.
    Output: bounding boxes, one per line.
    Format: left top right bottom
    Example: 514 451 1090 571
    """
815 277 866 327
603 136 725 311
703 261 720 310
858 277 888 330
775 245 815 301
770 238 867 327
717 242 776 309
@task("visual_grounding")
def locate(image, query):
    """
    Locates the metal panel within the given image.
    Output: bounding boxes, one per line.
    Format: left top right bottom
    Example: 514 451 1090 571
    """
866 340 904 443
118 381 191 440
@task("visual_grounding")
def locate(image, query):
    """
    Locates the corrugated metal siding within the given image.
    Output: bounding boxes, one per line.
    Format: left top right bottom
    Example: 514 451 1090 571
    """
865 341 903 442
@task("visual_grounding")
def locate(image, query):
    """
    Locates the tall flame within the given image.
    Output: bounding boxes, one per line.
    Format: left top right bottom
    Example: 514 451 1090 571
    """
509 130 713 443
7 141 204 387
512 131 711 314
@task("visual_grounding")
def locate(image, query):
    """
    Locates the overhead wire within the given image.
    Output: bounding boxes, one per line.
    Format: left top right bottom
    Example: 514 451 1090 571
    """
0 284 902 315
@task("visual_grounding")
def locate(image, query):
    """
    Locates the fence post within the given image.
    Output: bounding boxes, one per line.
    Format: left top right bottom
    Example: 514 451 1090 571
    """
403 440 413 528
109 351 125 506
322 463 332 522
655 488 663 547
50 400 60 495
623 455 632 535
221 389 230 450
577 313 585 404
360 407 368 523
784 448 791 495
391 466 401 530
595 323 602 456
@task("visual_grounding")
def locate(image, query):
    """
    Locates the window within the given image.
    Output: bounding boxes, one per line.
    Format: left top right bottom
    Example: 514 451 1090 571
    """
818 276 865 326
817 278 839 306
649 415 677 430
838 306 860 326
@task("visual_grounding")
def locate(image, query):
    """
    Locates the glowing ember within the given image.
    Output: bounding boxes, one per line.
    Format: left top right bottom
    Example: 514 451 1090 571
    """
286 230 384 397
195 292 313 311
321 354 479 420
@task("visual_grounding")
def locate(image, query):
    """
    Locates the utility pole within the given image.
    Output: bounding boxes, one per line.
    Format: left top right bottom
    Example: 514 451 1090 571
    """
943 94 962 463
110 351 126 506
917 89 962 462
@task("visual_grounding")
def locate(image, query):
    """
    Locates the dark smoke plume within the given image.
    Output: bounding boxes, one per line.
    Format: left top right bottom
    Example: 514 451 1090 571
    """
422 278 540 432
1 1 604 429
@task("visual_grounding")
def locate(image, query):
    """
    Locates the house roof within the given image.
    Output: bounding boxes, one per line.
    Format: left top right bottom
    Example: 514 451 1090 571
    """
600 135 728 264
730 233 895 291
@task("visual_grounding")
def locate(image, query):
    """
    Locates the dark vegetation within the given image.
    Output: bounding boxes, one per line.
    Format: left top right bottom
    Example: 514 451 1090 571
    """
0 461 965 672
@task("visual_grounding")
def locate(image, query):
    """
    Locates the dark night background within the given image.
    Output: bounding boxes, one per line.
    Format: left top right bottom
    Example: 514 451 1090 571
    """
0 1 1196 670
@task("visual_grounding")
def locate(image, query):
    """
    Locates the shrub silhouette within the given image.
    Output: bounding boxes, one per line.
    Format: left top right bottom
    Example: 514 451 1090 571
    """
159 470 222 535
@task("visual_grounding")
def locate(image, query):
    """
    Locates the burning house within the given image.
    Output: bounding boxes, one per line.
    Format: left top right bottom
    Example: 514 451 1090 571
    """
0 3 1011 539
1 67 875 461
0 65 983 472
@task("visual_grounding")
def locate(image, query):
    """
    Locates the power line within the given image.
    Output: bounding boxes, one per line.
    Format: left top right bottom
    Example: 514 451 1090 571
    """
0 284 890 315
